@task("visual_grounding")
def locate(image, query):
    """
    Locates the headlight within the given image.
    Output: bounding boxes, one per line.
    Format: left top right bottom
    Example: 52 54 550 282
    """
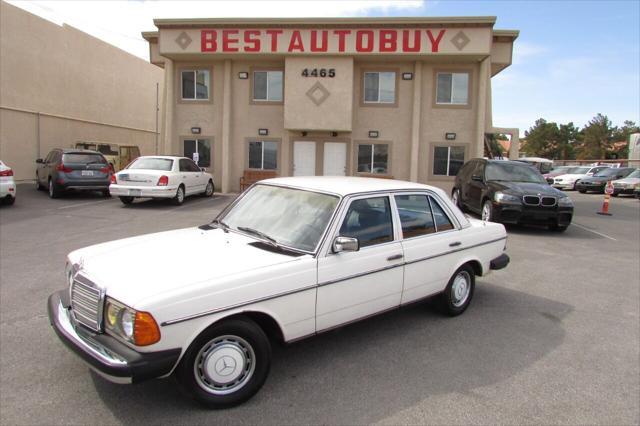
104 298 160 346
494 192 521 204
558 197 573 207
625 183 635 189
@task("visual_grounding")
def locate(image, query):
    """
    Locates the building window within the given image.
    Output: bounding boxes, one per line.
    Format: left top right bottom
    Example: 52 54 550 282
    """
253 71 283 102
363 72 395 103
181 70 210 100
433 146 465 176
358 144 389 174
436 72 469 105
248 141 278 170
183 139 211 167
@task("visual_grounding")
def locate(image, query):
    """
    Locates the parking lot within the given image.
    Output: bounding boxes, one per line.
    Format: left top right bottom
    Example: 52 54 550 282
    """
0 184 638 425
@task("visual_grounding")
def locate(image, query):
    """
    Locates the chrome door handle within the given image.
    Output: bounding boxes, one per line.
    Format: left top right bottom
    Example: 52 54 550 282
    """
449 241 462 247
387 254 403 261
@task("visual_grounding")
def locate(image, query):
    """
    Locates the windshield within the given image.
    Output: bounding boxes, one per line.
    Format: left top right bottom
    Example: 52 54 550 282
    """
593 168 619 177
567 167 590 175
485 162 547 184
128 158 173 171
626 169 640 179
223 185 340 252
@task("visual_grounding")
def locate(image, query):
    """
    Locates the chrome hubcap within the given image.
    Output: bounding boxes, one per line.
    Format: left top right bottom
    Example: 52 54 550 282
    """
194 335 255 395
451 271 471 307
482 203 491 221
206 183 213 195
49 181 53 196
177 188 184 202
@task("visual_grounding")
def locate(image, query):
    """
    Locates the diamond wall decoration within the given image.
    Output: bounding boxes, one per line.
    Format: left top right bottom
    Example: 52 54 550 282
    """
306 82 330 106
451 31 470 51
175 32 192 50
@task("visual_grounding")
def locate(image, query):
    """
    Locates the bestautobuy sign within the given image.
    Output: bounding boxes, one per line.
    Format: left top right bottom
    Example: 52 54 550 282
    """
162 28 491 55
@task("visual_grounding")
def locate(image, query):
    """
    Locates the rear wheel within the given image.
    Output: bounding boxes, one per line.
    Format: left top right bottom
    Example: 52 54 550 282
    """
172 185 185 205
440 265 475 316
3 195 15 205
175 318 271 408
48 179 61 199
119 196 134 205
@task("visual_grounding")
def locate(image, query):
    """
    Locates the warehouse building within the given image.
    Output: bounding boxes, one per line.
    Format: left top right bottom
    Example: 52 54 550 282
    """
143 16 519 193
0 1 163 181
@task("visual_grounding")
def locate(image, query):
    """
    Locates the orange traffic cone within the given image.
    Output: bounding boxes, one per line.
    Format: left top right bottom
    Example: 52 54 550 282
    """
597 181 614 216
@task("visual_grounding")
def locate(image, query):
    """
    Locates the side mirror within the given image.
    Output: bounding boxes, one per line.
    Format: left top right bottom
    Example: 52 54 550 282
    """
200 167 207 172
332 236 359 253
471 174 483 182
36 158 44 164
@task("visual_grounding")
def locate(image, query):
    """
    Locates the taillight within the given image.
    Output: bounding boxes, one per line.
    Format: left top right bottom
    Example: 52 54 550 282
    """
56 164 72 173
110 174 117 184
0 169 13 177
157 175 169 186
100 166 111 173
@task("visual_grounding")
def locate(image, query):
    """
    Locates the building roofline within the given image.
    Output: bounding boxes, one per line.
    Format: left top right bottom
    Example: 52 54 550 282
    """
493 29 519 40
141 31 159 41
152 16 498 28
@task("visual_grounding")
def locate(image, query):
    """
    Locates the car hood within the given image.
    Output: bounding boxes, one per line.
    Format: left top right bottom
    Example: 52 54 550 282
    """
68 227 308 307
613 177 640 185
487 181 564 197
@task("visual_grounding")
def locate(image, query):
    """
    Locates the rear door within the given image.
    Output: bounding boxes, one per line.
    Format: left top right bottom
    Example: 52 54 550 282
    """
466 161 486 213
178 159 203 194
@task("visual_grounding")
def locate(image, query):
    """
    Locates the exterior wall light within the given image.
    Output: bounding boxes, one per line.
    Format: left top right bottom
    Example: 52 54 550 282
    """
445 132 456 140
331 132 338 137
402 73 413 80
368 130 379 138
258 128 269 136
238 72 249 79
191 127 201 134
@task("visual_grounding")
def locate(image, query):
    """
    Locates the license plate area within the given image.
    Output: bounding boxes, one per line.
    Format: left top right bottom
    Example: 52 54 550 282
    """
128 189 141 196
81 170 94 176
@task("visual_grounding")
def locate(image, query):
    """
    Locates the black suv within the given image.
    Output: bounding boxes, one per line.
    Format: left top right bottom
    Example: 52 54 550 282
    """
36 149 112 198
452 159 574 231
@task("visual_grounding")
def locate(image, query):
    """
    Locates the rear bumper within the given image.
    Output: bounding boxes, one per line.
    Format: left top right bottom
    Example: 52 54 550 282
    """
0 180 16 197
110 184 178 199
490 253 510 270
47 290 181 384
58 180 110 191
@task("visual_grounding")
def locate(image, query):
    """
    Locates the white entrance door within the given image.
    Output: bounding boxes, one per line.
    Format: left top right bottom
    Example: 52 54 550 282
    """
293 141 316 176
322 142 347 176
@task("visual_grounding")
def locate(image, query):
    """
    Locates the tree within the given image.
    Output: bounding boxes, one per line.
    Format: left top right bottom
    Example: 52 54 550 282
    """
578 114 614 159
523 118 560 158
557 122 579 160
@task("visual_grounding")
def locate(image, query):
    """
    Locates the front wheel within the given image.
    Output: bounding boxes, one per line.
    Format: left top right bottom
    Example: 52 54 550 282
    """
440 265 475 316
578 189 586 194
202 180 214 197
481 200 493 222
549 223 568 232
175 318 271 409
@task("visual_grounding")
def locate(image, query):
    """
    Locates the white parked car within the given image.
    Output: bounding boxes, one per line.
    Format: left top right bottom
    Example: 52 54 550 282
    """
48 177 509 408
552 165 610 190
612 169 640 196
109 156 214 205
0 160 17 205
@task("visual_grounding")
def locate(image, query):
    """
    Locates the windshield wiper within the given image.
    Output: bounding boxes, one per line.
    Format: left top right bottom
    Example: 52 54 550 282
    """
237 226 278 247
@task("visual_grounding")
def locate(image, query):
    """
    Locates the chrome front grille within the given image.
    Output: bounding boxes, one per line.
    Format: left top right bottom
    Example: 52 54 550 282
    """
523 195 557 207
70 274 104 331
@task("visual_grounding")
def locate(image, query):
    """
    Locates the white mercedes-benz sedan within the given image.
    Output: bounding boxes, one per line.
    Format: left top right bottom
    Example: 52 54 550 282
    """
48 177 509 408
109 155 214 205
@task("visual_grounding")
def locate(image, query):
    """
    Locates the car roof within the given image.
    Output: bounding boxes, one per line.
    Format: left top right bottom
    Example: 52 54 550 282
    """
58 148 103 154
135 155 186 160
261 176 437 197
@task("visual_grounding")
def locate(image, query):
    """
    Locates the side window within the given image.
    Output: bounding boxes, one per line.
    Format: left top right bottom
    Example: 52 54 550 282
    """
339 197 393 248
458 160 475 181
179 159 189 172
429 196 455 232
186 159 201 172
394 195 436 238
44 151 55 163
472 161 485 180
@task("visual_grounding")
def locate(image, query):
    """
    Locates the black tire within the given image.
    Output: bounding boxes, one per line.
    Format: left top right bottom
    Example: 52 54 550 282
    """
481 199 493 222
48 179 61 199
451 188 463 210
102 190 111 198
172 185 185 206
549 223 568 232
119 196 134 205
175 317 271 409
578 189 586 194
3 196 15 205
202 180 214 197
35 173 43 191
439 264 475 316
611 193 619 197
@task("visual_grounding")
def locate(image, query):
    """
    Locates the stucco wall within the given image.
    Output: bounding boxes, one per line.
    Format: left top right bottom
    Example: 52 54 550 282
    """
0 1 164 180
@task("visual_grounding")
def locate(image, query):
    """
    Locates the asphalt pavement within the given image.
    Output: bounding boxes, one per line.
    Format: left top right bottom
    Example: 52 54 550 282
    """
0 184 638 425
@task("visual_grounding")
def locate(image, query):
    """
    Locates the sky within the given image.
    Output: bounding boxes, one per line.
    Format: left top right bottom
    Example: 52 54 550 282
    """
7 0 640 136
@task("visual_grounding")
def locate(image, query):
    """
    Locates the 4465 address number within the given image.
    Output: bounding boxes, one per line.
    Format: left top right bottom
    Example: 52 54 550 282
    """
301 68 336 78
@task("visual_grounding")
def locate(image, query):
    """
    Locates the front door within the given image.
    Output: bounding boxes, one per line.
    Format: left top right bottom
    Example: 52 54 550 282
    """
183 139 211 168
293 141 316 176
316 195 404 331
322 142 347 176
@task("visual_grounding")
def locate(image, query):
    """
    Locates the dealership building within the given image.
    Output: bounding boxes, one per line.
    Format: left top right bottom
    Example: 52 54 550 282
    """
143 17 519 193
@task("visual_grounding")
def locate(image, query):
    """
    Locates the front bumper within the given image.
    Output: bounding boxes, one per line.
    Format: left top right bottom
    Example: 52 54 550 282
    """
552 182 576 190
491 202 573 227
575 182 606 192
109 184 178 199
613 187 636 195
47 290 181 384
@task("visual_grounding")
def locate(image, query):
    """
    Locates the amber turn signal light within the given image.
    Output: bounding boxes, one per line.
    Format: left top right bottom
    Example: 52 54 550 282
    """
133 311 161 346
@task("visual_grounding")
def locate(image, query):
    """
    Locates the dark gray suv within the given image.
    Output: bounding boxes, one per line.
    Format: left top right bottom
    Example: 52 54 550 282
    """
36 149 112 198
